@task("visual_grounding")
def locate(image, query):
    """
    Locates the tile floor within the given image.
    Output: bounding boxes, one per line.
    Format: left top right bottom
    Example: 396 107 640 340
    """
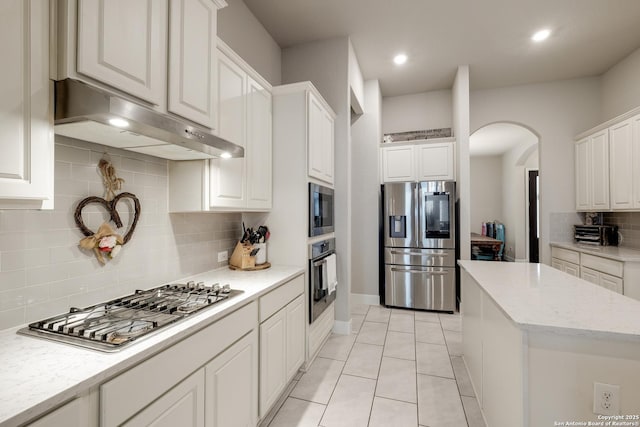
265 304 486 427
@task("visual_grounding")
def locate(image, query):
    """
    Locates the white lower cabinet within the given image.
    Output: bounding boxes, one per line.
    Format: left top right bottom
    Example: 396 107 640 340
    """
259 307 287 415
100 302 257 427
258 275 305 418
206 330 258 427
27 391 98 427
580 267 623 294
123 370 205 427
551 246 626 294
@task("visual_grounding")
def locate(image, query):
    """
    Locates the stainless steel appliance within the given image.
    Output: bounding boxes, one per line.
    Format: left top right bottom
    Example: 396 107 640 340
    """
309 183 335 237
18 282 242 352
309 238 336 323
574 224 618 246
54 79 244 160
383 181 456 312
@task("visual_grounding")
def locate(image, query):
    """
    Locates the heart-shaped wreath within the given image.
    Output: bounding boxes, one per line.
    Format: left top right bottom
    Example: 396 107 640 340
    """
75 157 141 264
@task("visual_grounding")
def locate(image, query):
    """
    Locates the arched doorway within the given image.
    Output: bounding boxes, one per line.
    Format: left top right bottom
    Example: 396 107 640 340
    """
469 122 540 262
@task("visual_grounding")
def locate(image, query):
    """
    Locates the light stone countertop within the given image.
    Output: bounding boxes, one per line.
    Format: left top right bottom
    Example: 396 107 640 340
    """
458 260 640 341
0 265 304 427
550 241 640 262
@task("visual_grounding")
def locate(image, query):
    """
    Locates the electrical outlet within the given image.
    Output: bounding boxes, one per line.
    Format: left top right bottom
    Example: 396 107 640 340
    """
217 250 228 262
593 382 620 415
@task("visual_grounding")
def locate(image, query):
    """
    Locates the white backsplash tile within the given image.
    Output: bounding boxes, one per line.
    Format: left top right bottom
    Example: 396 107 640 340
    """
0 137 241 331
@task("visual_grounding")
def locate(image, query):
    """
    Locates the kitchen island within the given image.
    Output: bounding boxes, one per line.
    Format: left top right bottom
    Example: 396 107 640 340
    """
0 265 305 427
459 260 640 427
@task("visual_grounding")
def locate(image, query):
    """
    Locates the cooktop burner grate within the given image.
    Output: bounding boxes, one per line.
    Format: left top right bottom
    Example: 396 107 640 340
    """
18 282 243 352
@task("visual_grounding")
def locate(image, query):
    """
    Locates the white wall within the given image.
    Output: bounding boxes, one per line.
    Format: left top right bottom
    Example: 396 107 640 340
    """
348 40 364 112
470 156 503 234
0 137 241 331
602 47 640 121
351 80 381 299
217 0 282 85
501 143 538 261
453 66 471 261
382 90 452 134
281 37 352 326
470 77 601 264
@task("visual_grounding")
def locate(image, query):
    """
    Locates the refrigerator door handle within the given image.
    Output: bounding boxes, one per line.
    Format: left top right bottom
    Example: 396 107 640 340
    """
414 182 421 247
390 268 449 275
389 250 448 256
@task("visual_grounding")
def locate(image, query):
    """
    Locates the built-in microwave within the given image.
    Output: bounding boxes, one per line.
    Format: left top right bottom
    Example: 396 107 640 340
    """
309 183 334 237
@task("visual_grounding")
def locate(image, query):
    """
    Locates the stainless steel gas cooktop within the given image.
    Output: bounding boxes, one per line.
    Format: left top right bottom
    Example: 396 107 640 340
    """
18 282 242 352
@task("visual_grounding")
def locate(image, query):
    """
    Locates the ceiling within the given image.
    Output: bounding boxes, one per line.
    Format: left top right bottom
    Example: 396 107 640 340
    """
469 123 538 157
242 0 640 97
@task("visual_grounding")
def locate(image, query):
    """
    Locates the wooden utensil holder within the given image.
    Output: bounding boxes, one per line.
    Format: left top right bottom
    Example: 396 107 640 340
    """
229 242 255 269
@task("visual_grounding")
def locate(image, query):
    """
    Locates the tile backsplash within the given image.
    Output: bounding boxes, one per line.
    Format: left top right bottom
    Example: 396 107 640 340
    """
603 212 640 249
0 137 241 331
549 212 584 243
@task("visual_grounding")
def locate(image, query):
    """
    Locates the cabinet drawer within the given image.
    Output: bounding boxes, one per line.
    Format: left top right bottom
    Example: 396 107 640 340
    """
580 253 623 277
551 247 580 264
260 274 305 322
101 301 257 427
600 272 623 294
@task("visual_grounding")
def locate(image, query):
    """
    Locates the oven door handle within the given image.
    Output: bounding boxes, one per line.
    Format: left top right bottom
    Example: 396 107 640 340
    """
313 258 328 267
391 268 448 275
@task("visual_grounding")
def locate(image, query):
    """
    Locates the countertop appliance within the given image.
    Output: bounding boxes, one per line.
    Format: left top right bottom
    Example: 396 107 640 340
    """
574 224 618 246
309 238 337 323
54 79 244 161
309 183 335 237
382 181 456 312
18 282 242 352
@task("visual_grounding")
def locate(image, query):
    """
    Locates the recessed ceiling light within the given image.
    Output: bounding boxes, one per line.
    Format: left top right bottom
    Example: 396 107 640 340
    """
531 29 551 42
220 152 232 159
108 118 129 128
393 54 408 65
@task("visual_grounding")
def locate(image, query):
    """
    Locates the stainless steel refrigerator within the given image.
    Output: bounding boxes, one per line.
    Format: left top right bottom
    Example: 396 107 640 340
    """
382 181 456 312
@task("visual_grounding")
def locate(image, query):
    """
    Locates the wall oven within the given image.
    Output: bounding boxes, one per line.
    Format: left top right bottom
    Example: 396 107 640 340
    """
309 183 334 237
309 238 336 323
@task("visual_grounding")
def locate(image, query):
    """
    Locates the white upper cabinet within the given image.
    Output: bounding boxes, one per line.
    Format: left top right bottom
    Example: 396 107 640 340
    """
167 0 218 129
609 118 634 209
210 43 272 210
590 130 610 210
61 0 224 129
171 41 272 212
381 139 455 183
575 138 591 211
633 114 640 208
416 142 455 181
77 0 168 105
246 77 273 209
0 0 54 209
381 145 415 182
575 130 609 211
308 91 335 184
217 49 246 146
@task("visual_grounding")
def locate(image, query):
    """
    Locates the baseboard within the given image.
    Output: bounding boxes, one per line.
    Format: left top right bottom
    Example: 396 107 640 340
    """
333 319 352 335
515 258 528 263
351 293 380 306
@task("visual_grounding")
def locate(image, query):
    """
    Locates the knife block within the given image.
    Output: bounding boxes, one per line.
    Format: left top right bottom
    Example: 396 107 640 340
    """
229 242 255 269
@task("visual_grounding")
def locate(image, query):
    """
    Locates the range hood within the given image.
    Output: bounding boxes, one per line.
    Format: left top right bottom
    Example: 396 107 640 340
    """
54 79 244 160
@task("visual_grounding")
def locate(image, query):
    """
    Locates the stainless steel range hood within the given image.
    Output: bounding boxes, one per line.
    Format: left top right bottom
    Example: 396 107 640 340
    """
54 79 244 160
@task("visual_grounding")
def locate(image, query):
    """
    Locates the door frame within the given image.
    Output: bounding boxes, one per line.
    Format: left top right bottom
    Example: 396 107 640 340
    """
525 168 539 263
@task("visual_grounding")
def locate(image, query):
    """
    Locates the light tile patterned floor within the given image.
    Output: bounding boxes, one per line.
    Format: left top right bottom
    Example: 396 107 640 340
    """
267 305 486 427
